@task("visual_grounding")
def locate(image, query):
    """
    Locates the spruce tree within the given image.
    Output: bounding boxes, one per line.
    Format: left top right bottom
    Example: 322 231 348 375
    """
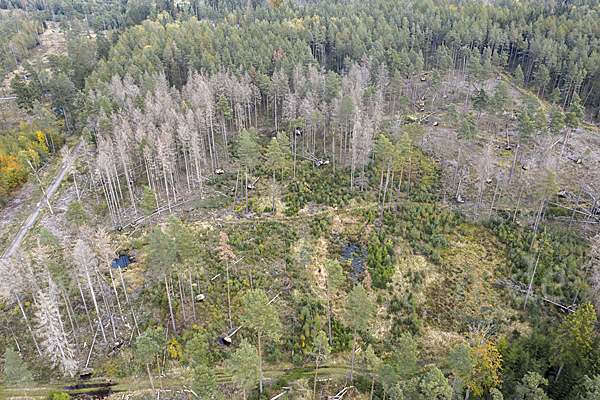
3 348 33 394
514 65 525 87
140 186 157 216
65 201 90 238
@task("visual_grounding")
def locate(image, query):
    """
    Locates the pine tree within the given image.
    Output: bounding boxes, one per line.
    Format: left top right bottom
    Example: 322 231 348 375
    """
266 137 285 214
234 128 260 213
226 340 260 400
534 65 550 97
310 330 330 400
419 367 452 400
135 328 162 398
548 106 565 136
458 114 477 149
346 283 374 381
447 103 460 125
193 364 216 398
365 345 382 400
241 288 281 394
217 94 232 162
146 228 178 331
552 302 597 380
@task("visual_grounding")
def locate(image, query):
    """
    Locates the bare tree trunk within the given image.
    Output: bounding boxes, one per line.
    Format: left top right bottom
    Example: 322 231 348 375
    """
313 354 320 400
108 268 124 322
379 161 391 234
370 369 376 400
14 292 42 356
258 332 263 393
376 168 385 214
165 275 176 331
189 266 196 321
118 267 140 336
178 273 187 324
76 279 94 333
85 267 107 343
407 156 412 198
523 252 541 309
272 168 276 214
226 261 232 329
327 283 332 345
512 185 525 222
350 329 356 381
147 363 156 398
97 275 117 340
569 188 583 229
62 289 80 353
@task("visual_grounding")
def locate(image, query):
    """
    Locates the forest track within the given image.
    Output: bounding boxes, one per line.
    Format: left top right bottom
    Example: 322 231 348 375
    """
0 140 82 262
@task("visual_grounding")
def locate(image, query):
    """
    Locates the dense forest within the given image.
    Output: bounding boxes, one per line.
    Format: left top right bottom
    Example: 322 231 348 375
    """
1 0 600 398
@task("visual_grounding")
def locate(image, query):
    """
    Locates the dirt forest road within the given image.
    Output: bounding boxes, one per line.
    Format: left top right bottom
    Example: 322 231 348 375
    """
0 140 83 262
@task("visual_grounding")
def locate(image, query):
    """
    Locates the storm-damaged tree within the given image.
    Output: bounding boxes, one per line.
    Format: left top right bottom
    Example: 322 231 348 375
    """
34 265 77 377
73 239 107 343
94 228 139 334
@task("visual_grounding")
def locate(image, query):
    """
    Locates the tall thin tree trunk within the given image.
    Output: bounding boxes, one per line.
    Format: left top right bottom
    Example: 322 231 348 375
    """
118 267 140 336
147 363 156 398
523 252 541 309
62 289 80 353
14 292 42 356
327 283 332 345
569 188 583 229
85 267 107 343
165 275 176 331
258 332 263 393
272 168 276 214
226 261 232 329
350 329 356 381
313 352 320 400
189 266 196 321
